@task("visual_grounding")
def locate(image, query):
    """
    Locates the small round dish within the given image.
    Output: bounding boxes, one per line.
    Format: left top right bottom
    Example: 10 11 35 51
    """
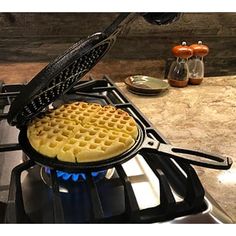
124 75 169 95
126 88 163 96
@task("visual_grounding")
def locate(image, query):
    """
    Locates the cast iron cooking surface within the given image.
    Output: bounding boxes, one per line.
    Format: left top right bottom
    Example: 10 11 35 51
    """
7 34 112 127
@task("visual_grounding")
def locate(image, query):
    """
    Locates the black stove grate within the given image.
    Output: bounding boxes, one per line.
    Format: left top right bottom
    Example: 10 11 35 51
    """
0 75 206 223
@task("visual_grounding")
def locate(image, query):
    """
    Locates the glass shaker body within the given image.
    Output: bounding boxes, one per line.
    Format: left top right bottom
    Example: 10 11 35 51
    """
168 58 189 87
168 57 189 81
188 41 209 85
188 56 204 81
168 41 193 87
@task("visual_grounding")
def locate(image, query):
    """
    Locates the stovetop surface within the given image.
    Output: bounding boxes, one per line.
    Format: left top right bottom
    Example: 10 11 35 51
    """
0 76 233 223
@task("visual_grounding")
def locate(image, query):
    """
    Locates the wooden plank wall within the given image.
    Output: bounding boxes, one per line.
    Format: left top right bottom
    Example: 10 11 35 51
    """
0 13 235 77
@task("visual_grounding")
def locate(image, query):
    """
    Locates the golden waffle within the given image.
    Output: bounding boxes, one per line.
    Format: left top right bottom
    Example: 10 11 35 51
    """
86 105 138 139
27 117 78 159
47 102 102 124
27 102 138 163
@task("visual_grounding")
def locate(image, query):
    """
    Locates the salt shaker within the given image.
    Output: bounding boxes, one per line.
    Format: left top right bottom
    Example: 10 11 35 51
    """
168 42 193 88
188 41 209 85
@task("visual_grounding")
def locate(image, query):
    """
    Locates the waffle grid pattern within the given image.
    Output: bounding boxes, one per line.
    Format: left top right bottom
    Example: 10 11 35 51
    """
27 102 138 163
20 43 109 121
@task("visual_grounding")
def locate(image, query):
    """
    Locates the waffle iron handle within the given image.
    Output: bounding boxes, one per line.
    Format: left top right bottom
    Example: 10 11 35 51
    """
142 138 232 170
104 13 138 37
104 13 182 38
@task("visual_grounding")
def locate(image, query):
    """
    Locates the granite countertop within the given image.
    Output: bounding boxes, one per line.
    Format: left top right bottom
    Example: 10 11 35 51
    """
0 62 235 222
118 76 236 222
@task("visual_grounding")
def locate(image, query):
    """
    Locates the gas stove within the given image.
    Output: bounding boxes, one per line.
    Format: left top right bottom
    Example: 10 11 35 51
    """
0 76 233 223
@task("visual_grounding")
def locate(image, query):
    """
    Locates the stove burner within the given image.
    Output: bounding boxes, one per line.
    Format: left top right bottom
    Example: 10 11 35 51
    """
40 166 115 192
44 167 110 182
1 76 233 223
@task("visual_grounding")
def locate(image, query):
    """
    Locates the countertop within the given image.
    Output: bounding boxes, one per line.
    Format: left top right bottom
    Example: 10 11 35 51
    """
118 76 236 222
0 62 236 222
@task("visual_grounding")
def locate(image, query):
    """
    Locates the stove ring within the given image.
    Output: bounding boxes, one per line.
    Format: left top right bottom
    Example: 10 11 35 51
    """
40 166 115 193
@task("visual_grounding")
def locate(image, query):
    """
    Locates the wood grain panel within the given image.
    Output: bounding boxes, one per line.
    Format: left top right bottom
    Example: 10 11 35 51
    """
0 13 235 77
0 59 165 84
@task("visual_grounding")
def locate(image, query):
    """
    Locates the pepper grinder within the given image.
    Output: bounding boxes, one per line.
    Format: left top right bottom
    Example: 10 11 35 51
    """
168 42 193 88
188 41 209 85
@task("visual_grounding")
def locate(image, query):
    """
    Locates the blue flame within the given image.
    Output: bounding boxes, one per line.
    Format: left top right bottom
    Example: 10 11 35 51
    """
45 167 105 182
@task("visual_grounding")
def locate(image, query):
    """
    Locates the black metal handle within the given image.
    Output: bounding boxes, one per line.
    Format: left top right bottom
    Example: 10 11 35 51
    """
104 13 138 38
142 137 232 170
158 143 232 170
104 13 182 38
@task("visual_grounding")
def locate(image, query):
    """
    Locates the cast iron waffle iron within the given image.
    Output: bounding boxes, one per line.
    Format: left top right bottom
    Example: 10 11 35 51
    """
7 13 232 173
7 13 137 127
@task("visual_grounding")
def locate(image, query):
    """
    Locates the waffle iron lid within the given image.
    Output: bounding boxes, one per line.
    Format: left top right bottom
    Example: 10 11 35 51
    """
7 32 113 128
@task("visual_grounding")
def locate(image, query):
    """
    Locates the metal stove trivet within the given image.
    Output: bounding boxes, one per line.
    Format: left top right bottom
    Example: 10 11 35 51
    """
0 76 233 223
